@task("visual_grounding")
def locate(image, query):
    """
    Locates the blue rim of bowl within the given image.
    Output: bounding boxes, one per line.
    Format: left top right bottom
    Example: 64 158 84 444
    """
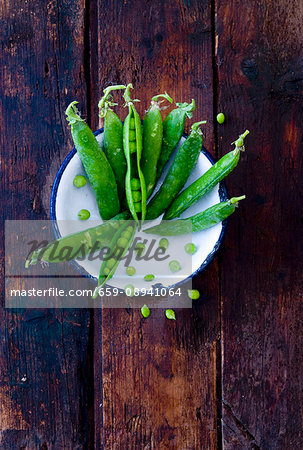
50 128 228 290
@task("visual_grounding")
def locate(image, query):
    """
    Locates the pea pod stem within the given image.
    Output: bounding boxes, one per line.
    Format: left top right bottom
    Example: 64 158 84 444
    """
191 120 207 131
239 130 250 139
65 101 85 125
93 222 137 298
123 83 140 105
98 85 127 117
229 195 246 204
145 196 246 236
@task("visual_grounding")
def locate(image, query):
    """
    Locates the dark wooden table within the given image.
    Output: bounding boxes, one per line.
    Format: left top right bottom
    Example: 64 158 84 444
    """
1 0 303 448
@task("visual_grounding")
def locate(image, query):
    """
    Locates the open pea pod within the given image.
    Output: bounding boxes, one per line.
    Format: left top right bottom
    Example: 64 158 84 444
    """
25 211 130 267
93 221 137 298
144 196 246 236
123 84 147 226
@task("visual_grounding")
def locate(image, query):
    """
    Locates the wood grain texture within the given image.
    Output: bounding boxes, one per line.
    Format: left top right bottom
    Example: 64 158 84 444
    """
0 0 92 447
93 1 219 448
216 0 303 448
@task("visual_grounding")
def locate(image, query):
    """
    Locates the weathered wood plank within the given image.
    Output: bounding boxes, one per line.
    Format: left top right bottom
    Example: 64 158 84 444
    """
0 0 92 447
216 0 303 448
93 1 219 448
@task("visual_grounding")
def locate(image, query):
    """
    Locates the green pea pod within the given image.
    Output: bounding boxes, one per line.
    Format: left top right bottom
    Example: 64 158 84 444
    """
164 130 250 219
98 85 128 207
25 211 130 267
93 221 137 297
141 93 173 197
156 99 196 178
66 102 120 220
123 84 147 226
144 196 246 236
146 121 206 220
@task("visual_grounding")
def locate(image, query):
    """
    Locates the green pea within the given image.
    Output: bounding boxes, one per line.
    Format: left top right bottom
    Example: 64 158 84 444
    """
169 260 181 273
134 202 142 213
217 113 225 124
187 289 200 300
127 226 133 232
159 238 169 249
141 304 150 318
117 237 128 247
129 130 136 141
130 118 135 129
144 274 155 282
184 243 197 255
73 175 87 188
126 266 136 276
165 309 176 320
129 141 136 153
78 209 90 220
132 191 142 202
125 284 135 296
131 178 141 190
106 258 116 269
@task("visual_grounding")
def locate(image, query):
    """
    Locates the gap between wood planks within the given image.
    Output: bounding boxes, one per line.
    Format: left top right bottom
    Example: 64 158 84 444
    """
83 0 224 447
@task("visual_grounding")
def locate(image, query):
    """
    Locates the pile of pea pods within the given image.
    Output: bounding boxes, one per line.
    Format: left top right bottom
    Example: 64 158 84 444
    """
26 83 248 298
